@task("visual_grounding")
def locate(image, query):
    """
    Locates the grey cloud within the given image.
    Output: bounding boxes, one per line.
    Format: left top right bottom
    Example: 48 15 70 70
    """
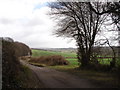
0 18 15 24
23 18 45 27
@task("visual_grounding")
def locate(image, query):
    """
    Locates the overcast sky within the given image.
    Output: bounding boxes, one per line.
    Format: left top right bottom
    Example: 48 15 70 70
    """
0 0 118 48
0 0 76 48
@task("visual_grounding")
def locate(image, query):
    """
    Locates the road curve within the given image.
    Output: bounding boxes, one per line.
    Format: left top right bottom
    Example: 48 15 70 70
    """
20 60 101 88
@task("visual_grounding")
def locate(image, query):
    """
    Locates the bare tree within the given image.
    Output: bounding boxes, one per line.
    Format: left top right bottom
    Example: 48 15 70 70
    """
89 2 120 59
49 2 107 67
98 37 117 68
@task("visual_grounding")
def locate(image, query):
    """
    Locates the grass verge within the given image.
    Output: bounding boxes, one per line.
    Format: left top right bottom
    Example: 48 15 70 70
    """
29 62 46 67
16 65 45 88
48 65 119 88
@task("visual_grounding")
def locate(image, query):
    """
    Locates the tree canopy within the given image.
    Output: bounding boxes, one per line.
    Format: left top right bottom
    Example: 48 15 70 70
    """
49 2 107 67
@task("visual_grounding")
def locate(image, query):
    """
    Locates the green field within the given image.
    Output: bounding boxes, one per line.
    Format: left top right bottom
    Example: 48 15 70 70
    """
32 49 77 58
32 49 79 68
31 49 114 68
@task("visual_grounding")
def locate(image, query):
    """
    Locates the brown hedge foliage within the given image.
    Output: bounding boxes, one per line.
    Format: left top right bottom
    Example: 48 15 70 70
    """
2 40 22 88
29 55 69 66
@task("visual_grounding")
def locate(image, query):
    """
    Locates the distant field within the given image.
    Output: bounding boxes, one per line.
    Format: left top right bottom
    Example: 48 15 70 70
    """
31 49 114 66
32 49 77 58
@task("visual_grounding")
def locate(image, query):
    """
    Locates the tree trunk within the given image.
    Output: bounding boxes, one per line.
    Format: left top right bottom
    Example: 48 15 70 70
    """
81 56 89 67
107 42 116 69
78 53 90 67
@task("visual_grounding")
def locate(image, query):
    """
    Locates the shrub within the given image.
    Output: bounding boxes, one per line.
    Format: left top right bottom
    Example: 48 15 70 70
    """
14 42 32 57
2 38 41 88
29 55 69 66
